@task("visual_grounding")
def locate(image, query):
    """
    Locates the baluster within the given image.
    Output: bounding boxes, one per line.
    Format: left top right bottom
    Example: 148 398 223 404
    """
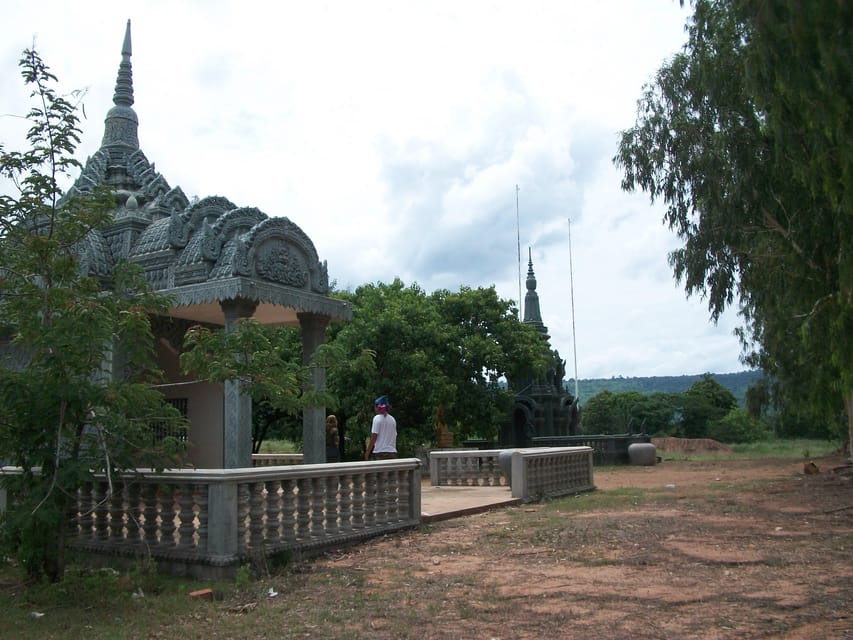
310 477 325 537
109 482 126 543
351 473 365 530
364 472 377 529
338 473 353 532
375 471 388 525
394 469 408 520
159 485 177 547
325 476 340 536
140 484 159 546
249 481 265 549
295 478 311 540
237 483 251 552
265 480 282 546
92 482 109 541
280 478 297 544
126 483 142 543
76 481 94 541
176 485 196 549
493 456 503 486
195 484 209 551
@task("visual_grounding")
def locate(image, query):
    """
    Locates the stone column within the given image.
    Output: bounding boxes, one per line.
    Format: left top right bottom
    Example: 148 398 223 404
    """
298 312 329 464
221 298 258 468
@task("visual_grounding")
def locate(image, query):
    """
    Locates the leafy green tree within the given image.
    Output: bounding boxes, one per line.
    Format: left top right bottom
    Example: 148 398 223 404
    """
580 391 623 434
678 374 738 439
744 376 772 421
179 320 374 453
631 392 679 436
0 50 184 581
581 390 677 435
707 408 767 444
326 280 550 456
614 0 852 452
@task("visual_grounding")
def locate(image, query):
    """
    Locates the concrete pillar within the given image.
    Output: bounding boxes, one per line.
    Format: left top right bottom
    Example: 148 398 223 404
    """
221 298 257 468
298 312 329 464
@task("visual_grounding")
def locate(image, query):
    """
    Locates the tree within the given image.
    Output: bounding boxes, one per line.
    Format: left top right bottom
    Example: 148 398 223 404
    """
678 374 738 439
707 408 767 444
580 391 623 434
0 51 185 581
614 1 852 452
580 390 677 435
325 280 551 456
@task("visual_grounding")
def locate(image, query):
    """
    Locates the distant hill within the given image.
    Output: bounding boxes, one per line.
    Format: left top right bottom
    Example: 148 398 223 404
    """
568 370 763 406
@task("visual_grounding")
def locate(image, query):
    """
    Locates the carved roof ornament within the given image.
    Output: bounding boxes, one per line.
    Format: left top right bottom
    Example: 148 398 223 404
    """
63 20 351 325
102 20 138 149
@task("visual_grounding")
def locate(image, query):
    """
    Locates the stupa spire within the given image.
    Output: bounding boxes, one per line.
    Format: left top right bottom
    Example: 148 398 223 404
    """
113 20 134 107
523 248 549 340
101 19 139 148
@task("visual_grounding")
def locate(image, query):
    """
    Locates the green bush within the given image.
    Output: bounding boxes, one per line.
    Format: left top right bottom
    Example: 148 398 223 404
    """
707 408 768 444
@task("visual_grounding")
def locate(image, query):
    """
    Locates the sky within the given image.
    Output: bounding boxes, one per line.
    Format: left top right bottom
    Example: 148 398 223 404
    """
1 0 749 380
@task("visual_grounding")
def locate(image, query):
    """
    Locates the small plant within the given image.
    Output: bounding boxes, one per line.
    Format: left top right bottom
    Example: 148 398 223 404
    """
234 563 252 589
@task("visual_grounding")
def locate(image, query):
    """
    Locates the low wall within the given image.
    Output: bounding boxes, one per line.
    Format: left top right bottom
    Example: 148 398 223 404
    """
428 449 505 486
430 447 594 502
531 434 651 465
2 459 421 579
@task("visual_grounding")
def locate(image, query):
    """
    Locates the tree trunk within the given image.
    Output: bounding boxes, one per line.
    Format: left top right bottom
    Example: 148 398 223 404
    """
845 388 853 462
44 492 70 583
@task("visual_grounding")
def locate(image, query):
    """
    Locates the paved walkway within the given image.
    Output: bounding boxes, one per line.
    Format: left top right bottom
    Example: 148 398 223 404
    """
420 480 520 523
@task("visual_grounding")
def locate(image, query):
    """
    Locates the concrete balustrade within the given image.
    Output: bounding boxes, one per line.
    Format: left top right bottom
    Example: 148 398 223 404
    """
1 459 421 579
429 449 507 487
508 446 595 501
2 448 593 578
430 447 594 501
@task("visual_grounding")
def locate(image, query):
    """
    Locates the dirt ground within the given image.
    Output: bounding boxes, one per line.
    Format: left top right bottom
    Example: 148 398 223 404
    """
311 453 853 639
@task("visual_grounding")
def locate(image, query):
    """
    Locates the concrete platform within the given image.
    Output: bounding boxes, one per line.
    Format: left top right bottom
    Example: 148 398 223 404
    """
420 481 520 523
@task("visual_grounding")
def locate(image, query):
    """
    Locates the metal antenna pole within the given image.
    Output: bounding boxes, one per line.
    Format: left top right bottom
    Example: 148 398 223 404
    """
568 217 579 399
516 185 522 319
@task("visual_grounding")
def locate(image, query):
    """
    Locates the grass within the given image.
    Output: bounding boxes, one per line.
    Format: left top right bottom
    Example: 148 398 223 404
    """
256 438 300 453
659 437 839 461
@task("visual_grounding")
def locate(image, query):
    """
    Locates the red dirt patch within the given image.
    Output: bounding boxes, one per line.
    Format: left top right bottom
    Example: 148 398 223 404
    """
308 455 853 639
652 436 733 453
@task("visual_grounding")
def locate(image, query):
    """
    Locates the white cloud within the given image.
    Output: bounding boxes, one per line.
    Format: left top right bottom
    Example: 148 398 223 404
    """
0 0 746 379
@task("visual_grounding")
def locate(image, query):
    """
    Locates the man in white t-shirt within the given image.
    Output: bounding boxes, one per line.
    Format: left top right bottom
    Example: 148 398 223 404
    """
365 395 397 460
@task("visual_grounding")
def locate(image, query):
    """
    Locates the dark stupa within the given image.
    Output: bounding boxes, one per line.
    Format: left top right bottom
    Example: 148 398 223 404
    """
500 250 580 447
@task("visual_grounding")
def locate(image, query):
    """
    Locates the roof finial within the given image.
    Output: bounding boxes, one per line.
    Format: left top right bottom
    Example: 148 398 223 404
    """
113 20 134 107
101 19 139 149
523 248 549 339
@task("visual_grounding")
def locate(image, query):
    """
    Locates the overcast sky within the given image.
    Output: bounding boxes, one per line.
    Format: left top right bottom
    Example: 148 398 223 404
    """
1 0 749 380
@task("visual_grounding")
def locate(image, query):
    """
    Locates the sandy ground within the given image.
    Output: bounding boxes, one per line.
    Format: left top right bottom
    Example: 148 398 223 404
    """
311 453 853 639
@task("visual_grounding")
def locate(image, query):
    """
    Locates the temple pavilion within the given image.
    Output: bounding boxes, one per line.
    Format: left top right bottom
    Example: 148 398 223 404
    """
66 20 351 467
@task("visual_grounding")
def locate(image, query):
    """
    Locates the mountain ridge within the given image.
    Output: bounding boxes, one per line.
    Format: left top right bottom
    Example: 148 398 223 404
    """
569 370 763 406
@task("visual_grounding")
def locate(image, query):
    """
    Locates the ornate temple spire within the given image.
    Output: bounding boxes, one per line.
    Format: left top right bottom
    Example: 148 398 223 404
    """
523 248 550 340
101 19 139 149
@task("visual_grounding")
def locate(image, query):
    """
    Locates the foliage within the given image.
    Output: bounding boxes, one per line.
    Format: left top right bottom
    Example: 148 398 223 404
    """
676 374 739 439
581 390 677 435
744 376 772 420
325 280 551 456
179 319 374 452
707 408 768 444
0 50 185 581
614 0 852 451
